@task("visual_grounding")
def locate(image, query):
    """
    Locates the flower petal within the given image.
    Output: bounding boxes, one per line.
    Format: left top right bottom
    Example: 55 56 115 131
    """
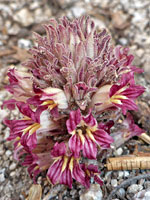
83 136 97 159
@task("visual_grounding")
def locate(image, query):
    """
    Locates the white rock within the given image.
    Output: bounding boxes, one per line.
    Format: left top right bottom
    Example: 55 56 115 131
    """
128 184 139 194
14 8 34 27
132 12 144 23
5 20 12 29
124 171 129 177
119 38 128 46
0 169 5 183
71 7 86 18
18 39 32 49
136 49 144 57
114 147 123 156
0 40 3 46
145 191 150 199
8 23 20 35
80 184 103 200
4 127 10 140
111 179 118 187
128 184 143 194
92 18 106 29
30 1 40 10
118 171 124 178
5 150 12 157
0 4 12 16
0 149 4 155
10 171 16 177
9 162 17 171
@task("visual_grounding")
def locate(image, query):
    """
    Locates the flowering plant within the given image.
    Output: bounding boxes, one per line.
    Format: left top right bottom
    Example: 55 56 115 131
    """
2 16 145 188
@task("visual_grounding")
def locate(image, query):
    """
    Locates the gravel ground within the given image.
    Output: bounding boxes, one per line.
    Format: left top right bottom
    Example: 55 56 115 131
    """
0 0 150 199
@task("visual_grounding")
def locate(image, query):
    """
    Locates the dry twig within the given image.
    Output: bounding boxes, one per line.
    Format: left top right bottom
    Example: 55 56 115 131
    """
106 173 150 200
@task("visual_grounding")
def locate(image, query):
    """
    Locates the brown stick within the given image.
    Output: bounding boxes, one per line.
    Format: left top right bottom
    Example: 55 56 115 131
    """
106 154 150 171
0 49 16 57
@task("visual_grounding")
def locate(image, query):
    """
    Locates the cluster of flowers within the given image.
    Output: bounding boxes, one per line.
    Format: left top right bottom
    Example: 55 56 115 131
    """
2 16 145 188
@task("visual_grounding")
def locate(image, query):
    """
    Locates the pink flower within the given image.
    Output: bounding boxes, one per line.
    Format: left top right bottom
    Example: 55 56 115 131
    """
112 112 144 147
2 16 145 188
5 69 34 102
47 142 86 188
91 73 145 114
81 164 103 188
66 109 113 159
4 102 60 151
27 87 68 117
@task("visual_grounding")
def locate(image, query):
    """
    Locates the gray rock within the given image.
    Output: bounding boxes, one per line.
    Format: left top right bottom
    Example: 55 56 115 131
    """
144 181 150 189
117 188 125 197
80 184 103 200
14 8 34 27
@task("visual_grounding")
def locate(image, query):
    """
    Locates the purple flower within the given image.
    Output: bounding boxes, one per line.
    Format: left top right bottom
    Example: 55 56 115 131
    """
91 73 145 114
2 16 145 188
66 109 113 159
47 142 86 188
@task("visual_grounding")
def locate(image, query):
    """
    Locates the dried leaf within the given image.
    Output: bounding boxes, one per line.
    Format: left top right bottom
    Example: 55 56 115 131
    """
26 184 42 200
0 49 17 57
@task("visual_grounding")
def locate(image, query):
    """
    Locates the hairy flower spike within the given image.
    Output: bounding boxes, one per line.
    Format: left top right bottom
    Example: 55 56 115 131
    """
2 16 145 188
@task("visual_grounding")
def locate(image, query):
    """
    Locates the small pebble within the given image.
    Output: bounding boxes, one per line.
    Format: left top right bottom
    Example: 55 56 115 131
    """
117 188 125 197
71 7 86 18
118 171 124 178
111 179 118 187
127 184 143 194
10 171 16 177
5 150 12 157
18 39 32 49
128 184 139 194
124 171 130 177
9 163 17 171
119 38 128 46
115 148 123 156
144 181 150 189
0 149 4 156
0 169 5 183
80 184 103 200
